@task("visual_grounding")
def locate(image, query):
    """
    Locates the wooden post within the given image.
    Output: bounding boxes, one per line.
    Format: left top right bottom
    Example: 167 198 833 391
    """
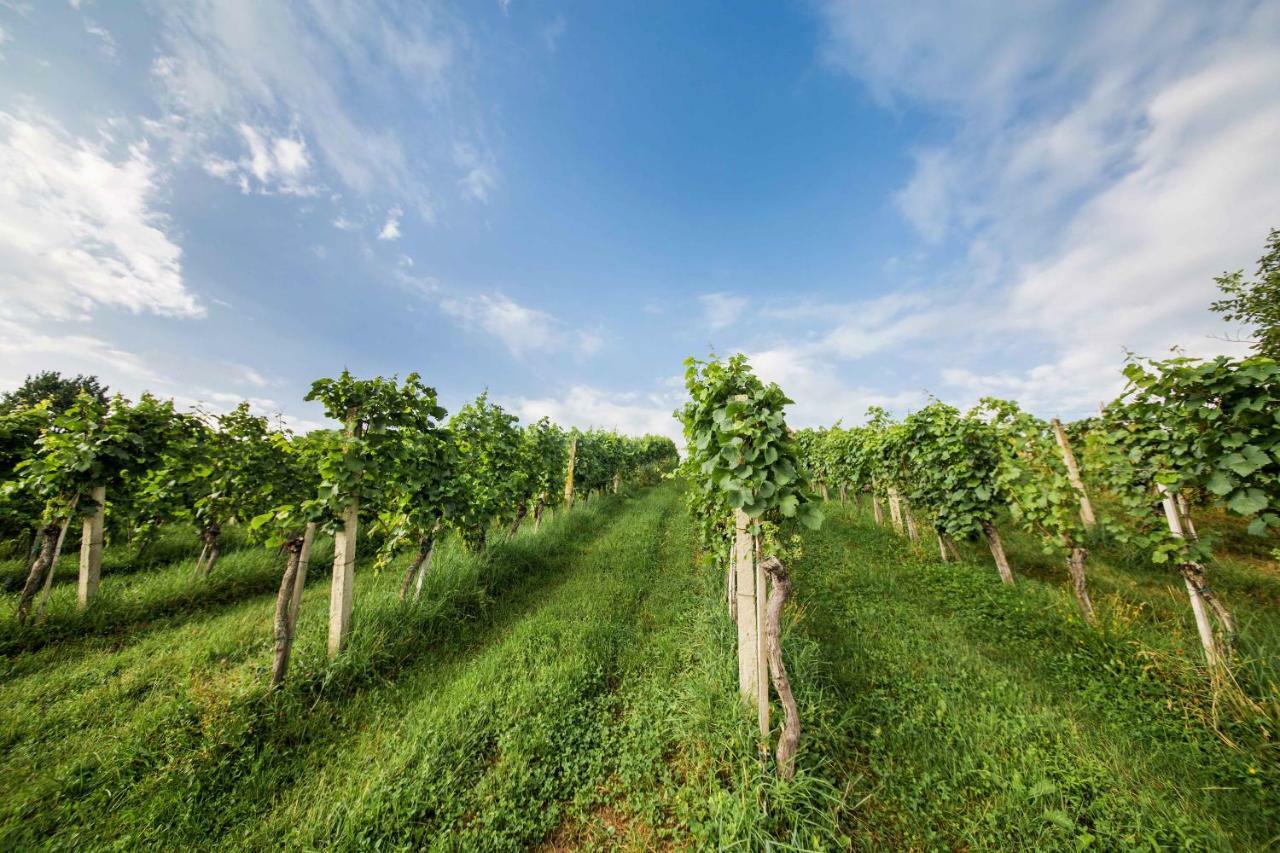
872 495 883 526
1051 418 1096 529
78 485 106 608
887 487 904 534
564 438 577 509
981 520 1015 585
1158 484 1219 666
328 499 358 658
903 501 920 544
732 510 761 720
289 522 315 630
754 536 769 739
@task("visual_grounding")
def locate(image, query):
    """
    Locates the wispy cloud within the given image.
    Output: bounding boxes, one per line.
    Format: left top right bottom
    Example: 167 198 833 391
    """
438 292 596 357
699 292 748 331
378 206 403 241
811 0 1280 417
150 1 489 218
510 384 683 444
0 110 201 321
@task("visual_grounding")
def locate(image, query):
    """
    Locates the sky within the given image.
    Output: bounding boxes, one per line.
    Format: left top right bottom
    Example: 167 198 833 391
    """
0 1 1276 442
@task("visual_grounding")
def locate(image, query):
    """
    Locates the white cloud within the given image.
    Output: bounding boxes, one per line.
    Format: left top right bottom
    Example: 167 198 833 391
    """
0 111 201 321
83 19 117 61
436 291 602 358
0 318 168 389
202 123 315 195
812 0 1280 418
377 205 402 241
439 293 560 356
150 2 478 217
510 385 683 444
699 292 747 331
453 141 497 203
332 215 360 231
749 343 927 428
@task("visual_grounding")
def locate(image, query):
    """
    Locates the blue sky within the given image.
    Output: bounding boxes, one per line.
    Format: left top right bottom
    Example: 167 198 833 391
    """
1 1 1276 441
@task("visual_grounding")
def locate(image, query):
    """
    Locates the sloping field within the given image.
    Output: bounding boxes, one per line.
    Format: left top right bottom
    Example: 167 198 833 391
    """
1 484 1275 849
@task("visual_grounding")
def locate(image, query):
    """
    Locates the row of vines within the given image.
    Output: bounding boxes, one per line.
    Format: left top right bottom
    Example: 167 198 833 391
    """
675 348 1276 777
0 370 678 684
794 353 1279 671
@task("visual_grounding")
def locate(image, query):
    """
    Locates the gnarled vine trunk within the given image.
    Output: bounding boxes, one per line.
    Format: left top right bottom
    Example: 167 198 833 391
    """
412 535 437 603
506 501 528 540
271 535 306 687
195 523 222 578
761 556 800 779
1065 545 1095 623
34 514 76 621
17 523 61 625
399 535 435 602
533 497 545 533
289 523 315 630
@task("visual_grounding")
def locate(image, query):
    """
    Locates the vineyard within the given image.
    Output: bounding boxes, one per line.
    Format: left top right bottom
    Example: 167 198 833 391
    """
0 343 1277 848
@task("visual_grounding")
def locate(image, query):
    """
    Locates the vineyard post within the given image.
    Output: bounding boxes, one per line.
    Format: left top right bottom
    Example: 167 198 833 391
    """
289 522 316 630
902 501 920 544
888 487 904 534
980 521 1015 585
1176 492 1198 540
77 485 106 608
871 493 883 525
1157 484 1220 666
328 497 359 658
1051 418 1096 529
754 536 769 738
937 532 949 561
732 509 763 725
563 437 577 509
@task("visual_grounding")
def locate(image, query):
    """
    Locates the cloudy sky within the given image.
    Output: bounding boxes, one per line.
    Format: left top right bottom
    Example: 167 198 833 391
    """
1 1 1275 439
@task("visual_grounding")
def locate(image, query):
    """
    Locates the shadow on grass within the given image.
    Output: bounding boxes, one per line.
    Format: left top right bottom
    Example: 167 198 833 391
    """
0 540 333 660
0 489 650 847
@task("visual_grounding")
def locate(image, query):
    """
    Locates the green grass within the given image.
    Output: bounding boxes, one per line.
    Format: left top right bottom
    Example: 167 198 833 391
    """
0 486 1276 849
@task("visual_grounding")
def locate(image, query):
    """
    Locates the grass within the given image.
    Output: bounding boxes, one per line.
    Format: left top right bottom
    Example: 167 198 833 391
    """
0 485 1276 849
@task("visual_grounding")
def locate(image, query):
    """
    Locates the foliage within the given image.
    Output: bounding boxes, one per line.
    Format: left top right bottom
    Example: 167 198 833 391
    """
447 392 525 550
900 401 1006 540
13 393 186 527
978 398 1090 552
1212 227 1280 359
302 370 447 546
0 371 108 416
677 354 820 567
0 404 52 542
1095 354 1280 564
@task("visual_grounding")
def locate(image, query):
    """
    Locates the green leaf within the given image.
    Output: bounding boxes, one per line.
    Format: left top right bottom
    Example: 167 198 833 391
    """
1205 470 1235 496
1227 488 1269 516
